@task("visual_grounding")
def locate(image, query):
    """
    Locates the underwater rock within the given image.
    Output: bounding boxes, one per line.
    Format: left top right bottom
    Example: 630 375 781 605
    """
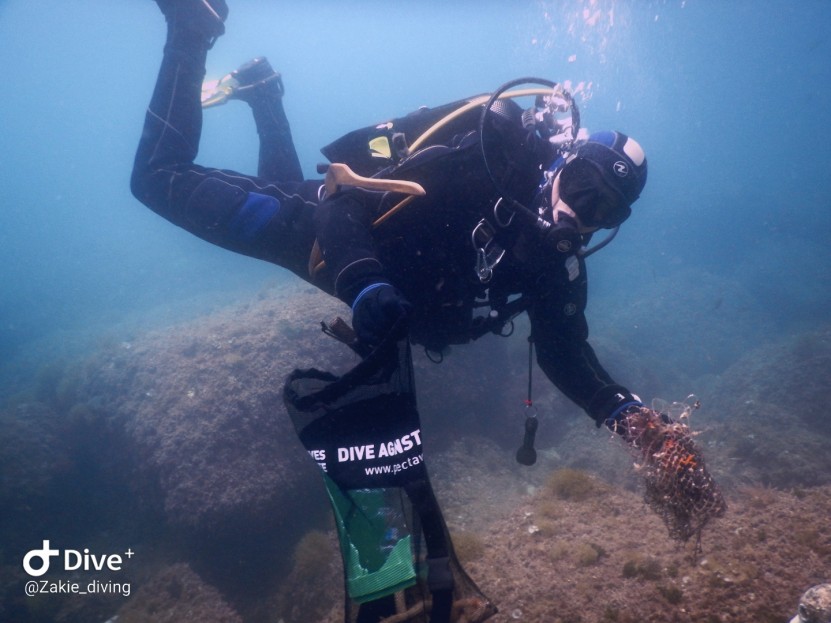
592 267 777 384
544 467 607 502
0 399 93 553
711 328 831 429
76 285 350 535
271 530 341 623
0 401 68 515
116 562 242 623
414 334 520 450
707 327 831 488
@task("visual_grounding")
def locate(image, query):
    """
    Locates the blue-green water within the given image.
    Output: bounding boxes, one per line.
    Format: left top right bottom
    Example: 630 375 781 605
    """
1 1 828 367
1 2 830 621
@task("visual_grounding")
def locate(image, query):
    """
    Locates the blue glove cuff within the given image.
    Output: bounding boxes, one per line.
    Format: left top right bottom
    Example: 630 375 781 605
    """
351 282 390 314
604 401 643 429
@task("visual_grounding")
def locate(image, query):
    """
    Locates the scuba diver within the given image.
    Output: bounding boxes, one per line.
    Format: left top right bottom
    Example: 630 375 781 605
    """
133 0 649 437
133 4 728 623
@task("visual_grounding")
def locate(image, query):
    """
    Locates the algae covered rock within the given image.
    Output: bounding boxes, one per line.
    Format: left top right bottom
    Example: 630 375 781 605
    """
116 563 242 623
707 327 831 487
77 286 348 536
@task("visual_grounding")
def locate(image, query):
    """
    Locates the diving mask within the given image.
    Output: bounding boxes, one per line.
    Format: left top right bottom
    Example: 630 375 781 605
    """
559 157 632 229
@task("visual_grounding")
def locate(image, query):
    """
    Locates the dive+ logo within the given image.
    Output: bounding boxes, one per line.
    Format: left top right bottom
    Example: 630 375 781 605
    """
23 541 59 577
613 160 629 177
22 540 131 577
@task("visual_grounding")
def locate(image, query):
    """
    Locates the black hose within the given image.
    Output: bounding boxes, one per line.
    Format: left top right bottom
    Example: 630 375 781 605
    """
478 77 580 227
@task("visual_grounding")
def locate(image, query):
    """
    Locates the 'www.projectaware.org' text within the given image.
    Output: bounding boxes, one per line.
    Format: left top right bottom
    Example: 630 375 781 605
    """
364 454 424 475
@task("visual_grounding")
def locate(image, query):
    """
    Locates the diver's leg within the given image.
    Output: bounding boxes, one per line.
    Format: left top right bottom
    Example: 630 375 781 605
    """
234 58 305 182
156 0 228 48
251 78 305 183
130 3 222 212
130 3 323 281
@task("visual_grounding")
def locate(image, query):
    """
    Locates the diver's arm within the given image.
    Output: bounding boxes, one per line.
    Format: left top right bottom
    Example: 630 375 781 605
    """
314 188 412 347
528 266 639 426
313 188 388 305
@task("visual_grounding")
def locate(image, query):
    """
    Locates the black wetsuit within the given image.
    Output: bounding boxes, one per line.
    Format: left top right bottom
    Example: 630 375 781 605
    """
131 32 635 425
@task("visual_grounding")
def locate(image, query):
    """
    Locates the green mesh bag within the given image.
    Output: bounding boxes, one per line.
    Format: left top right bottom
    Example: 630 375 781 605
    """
284 339 496 623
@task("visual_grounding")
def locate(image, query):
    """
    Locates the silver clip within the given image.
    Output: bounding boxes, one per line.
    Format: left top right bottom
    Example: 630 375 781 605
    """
493 197 515 228
471 219 505 284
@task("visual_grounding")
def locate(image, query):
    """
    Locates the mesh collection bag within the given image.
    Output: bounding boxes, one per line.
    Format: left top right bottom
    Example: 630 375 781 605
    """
284 339 496 623
618 401 727 548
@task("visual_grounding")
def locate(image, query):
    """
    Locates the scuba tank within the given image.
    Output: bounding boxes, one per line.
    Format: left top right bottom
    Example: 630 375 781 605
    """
321 96 485 178
320 78 580 184
319 78 589 258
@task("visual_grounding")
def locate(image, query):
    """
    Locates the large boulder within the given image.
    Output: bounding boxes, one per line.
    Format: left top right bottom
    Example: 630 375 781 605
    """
591 267 777 386
75 284 350 536
705 327 831 488
116 563 242 623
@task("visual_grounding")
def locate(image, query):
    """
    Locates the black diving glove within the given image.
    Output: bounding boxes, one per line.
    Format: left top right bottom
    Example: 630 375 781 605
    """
351 283 412 348
588 384 643 433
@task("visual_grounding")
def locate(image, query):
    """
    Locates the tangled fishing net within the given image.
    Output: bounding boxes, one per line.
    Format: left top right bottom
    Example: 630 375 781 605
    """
615 396 726 546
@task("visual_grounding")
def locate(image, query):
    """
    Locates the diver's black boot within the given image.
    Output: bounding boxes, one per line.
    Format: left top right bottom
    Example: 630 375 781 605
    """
231 57 284 103
235 58 300 181
156 0 228 48
200 57 284 108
